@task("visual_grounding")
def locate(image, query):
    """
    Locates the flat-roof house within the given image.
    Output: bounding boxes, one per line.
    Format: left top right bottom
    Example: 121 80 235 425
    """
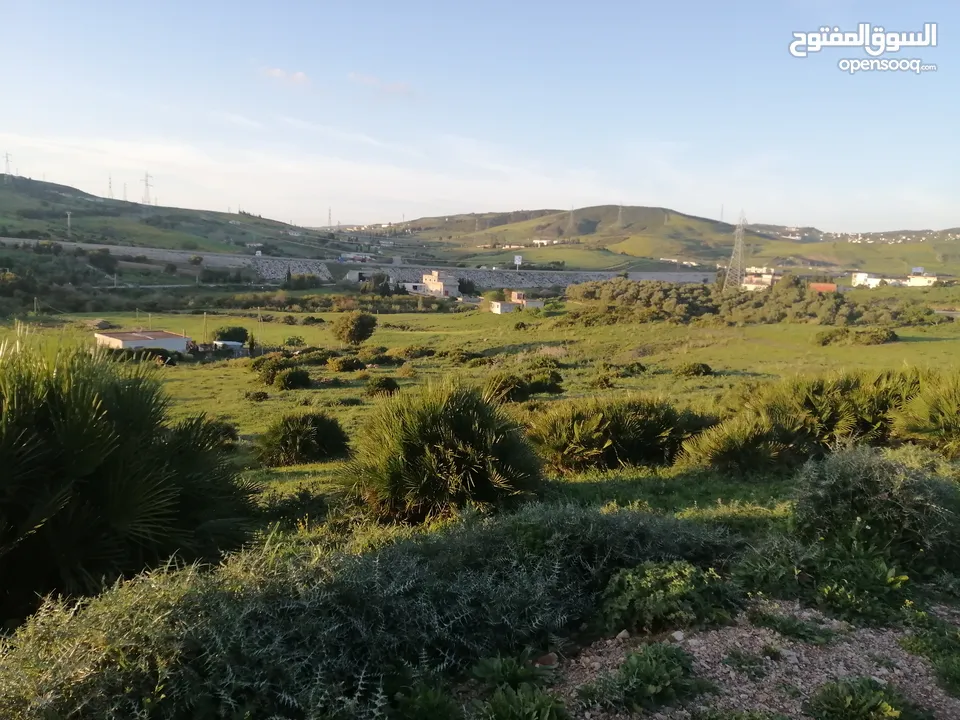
510 290 545 309
94 330 190 353
422 270 457 298
490 301 518 314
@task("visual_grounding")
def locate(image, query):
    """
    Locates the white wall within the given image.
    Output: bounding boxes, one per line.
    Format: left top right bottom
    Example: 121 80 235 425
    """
95 335 189 352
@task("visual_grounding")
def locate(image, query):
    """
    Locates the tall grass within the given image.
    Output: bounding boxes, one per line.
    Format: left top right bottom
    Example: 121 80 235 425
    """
0 336 257 622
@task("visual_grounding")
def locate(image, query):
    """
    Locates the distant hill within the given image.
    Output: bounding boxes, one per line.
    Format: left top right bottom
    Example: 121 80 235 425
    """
0 175 336 260
3 174 958 276
403 205 960 276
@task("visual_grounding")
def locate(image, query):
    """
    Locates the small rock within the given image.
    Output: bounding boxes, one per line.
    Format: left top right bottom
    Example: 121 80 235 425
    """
687 638 702 647
671 631 685 642
591 661 601 670
616 629 630 640
871 675 887 685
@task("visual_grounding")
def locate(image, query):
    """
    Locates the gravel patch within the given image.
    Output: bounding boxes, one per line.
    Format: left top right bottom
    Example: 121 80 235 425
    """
549 599 960 719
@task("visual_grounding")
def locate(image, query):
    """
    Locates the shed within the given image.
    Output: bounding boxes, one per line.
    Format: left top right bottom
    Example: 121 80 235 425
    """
490 301 518 314
94 330 190 353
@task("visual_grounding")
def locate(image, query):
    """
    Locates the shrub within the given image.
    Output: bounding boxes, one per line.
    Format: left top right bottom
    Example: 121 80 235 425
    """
524 369 563 395
244 389 269 402
0 504 737 720
468 356 498 368
438 349 483 364
393 345 435 359
484 373 531 403
900 605 960 696
250 351 285 371
691 712 789 720
802 677 933 720
296 349 340 366
366 376 400 396
675 362 713 377
471 648 555 690
343 382 542 522
284 335 305 347
213 325 249 343
332 311 377 345
470 684 569 719
814 327 899 346
328 356 366 372
207 417 240 450
301 315 324 325
792 448 960 573
258 356 296 385
394 682 464 720
0 342 257 622
600 561 742 634
576 643 709 712
894 372 960 458
528 395 692 474
255 411 350 467
275 367 312 390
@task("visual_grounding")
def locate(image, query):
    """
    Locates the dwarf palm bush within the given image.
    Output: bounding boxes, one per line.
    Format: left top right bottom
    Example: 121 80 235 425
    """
894 371 960 458
528 395 691 474
255 410 350 467
0 339 257 622
344 381 542 522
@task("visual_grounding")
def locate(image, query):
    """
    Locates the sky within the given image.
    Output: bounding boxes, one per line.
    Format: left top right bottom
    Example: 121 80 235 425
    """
0 0 956 231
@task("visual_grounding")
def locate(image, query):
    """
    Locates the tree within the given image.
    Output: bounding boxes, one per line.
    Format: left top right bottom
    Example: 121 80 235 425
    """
360 272 392 296
163 262 177 274
285 267 292 284
247 333 256 355
213 326 249 343
331 311 377 345
284 335 305 347
188 255 203 266
458 278 477 295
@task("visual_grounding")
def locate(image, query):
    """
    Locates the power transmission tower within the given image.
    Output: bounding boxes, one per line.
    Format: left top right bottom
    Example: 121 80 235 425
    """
2 153 10 183
474 217 479 232
108 175 113 199
723 210 747 293
141 172 152 205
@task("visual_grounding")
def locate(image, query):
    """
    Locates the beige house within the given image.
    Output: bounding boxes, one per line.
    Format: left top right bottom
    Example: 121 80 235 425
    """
94 330 190 352
510 290 544 309
422 270 458 297
490 301 518 314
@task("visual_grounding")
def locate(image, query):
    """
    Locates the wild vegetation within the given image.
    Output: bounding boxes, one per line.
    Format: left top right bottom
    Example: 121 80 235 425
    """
2 284 960 718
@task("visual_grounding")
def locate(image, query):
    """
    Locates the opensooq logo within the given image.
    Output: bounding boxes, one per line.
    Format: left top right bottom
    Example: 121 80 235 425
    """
788 23 937 58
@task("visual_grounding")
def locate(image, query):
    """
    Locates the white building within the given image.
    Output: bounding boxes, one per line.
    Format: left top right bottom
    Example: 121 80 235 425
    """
851 272 882 288
907 275 938 287
490 301 518 314
741 272 780 292
94 330 190 353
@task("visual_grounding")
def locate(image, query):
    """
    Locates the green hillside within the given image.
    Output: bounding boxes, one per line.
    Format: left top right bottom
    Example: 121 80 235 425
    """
403 205 960 275
0 176 332 259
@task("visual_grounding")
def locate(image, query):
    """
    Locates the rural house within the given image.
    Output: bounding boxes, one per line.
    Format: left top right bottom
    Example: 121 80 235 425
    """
94 330 191 353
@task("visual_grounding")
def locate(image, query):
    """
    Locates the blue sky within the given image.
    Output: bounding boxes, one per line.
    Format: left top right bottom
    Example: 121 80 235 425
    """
0 0 955 230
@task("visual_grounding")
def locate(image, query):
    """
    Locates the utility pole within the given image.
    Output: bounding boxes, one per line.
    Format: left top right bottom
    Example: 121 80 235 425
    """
567 206 575 234
108 175 113 199
66 211 72 239
3 153 10 183
203 312 207 343
141 172 152 205
723 210 747 293
328 207 332 227
617 205 624 229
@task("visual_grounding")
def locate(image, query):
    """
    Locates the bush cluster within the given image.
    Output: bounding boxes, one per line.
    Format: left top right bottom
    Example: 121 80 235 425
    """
814 327 899 346
255 410 350 467
0 343 257 623
527 395 711 474
275 367 311 390
344 382 543 522
562 275 950 329
0 504 736 719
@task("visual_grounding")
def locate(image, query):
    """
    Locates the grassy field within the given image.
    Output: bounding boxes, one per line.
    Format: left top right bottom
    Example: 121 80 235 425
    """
9 307 960 436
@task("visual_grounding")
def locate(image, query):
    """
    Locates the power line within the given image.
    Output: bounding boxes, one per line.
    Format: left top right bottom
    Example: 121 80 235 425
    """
141 171 152 205
722 210 747 293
